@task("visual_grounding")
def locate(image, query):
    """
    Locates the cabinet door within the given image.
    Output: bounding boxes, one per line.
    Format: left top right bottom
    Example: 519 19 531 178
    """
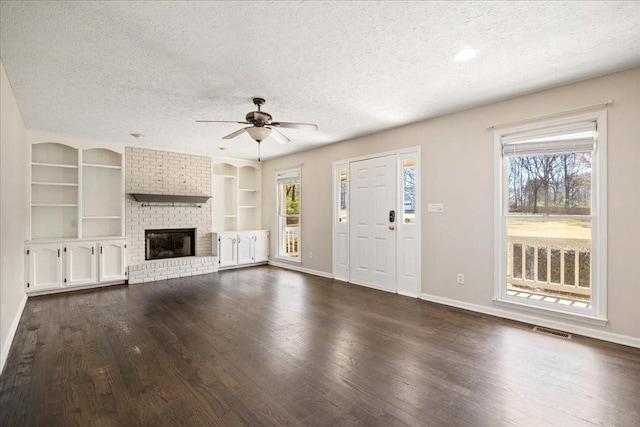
237 233 253 265
218 234 237 267
27 244 62 291
253 231 269 262
99 240 126 282
65 242 97 287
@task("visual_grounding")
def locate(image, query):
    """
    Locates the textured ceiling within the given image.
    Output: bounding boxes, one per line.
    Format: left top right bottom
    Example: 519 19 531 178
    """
1 1 639 160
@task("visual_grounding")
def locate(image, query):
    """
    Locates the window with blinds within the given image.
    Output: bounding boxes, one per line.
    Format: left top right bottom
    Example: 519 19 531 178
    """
494 111 607 322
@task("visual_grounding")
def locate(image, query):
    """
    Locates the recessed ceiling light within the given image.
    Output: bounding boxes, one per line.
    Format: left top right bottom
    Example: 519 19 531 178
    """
218 147 227 151
454 48 479 62
130 133 145 139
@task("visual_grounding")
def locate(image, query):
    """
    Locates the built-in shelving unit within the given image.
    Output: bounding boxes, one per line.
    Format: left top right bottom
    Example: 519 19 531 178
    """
82 148 123 238
31 143 80 239
30 143 124 240
212 159 261 232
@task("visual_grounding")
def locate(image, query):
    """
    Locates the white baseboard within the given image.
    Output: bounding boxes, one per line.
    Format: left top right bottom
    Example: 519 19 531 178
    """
268 261 333 279
1 293 28 374
420 293 640 349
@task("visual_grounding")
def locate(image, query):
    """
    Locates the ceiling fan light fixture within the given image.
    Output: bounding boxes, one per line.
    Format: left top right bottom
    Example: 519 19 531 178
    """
246 126 273 142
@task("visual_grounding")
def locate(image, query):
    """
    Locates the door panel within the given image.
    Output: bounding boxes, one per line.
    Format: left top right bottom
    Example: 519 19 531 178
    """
99 240 126 282
66 242 97 287
218 234 236 267
237 233 253 264
349 155 397 291
28 244 62 291
253 232 269 262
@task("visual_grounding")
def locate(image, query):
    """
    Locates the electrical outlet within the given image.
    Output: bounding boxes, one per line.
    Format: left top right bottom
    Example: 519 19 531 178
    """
457 273 465 284
308 251 313 259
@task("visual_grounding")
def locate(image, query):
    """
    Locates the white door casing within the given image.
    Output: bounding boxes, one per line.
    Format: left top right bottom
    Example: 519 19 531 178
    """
396 152 420 297
333 148 421 295
333 162 349 282
349 155 397 292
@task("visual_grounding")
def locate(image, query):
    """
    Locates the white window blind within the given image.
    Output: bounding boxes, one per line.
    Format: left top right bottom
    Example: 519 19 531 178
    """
276 170 300 185
502 121 596 157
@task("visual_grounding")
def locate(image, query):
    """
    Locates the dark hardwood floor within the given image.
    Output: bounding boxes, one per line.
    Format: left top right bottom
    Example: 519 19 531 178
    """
1 266 639 426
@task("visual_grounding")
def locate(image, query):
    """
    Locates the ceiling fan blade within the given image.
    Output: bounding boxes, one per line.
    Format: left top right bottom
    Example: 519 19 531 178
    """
269 127 291 144
196 120 251 124
269 121 318 130
222 128 249 140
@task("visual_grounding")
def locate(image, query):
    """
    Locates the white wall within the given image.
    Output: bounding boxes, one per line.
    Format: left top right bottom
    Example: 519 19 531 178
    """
262 67 640 345
0 60 29 372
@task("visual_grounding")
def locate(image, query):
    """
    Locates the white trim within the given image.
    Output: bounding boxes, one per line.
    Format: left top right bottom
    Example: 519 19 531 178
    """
333 145 421 166
268 260 333 279
420 293 640 349
493 110 608 321
1 293 28 374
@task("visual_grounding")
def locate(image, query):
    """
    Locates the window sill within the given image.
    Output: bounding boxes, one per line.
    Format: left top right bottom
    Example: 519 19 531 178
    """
493 297 608 326
274 256 302 264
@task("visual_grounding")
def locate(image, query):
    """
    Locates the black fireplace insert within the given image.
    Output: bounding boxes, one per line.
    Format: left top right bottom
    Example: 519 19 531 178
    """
145 228 196 260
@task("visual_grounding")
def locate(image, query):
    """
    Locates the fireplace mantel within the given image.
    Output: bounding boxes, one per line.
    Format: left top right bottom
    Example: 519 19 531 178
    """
130 193 211 204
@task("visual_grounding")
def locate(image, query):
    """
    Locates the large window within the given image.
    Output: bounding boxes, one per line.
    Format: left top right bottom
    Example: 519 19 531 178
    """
495 112 607 321
276 168 301 261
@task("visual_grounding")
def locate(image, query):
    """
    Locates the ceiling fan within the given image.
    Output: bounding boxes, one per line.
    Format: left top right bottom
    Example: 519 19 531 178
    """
197 98 318 160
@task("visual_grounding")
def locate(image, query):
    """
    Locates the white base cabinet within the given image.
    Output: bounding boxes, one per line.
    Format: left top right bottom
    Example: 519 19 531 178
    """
26 239 127 294
213 231 269 269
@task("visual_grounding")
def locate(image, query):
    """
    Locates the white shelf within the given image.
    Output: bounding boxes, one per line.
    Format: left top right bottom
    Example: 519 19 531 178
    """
222 215 237 218
215 174 236 179
82 163 122 170
239 188 257 192
239 205 257 209
32 162 78 169
32 203 78 207
32 182 78 187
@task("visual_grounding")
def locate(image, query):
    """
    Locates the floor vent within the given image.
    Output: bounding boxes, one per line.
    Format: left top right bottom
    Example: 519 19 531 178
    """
533 326 572 339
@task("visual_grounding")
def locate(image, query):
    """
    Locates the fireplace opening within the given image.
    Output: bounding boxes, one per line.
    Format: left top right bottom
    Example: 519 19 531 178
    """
145 228 196 260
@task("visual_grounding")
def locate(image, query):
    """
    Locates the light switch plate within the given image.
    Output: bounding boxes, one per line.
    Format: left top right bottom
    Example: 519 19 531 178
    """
427 203 444 213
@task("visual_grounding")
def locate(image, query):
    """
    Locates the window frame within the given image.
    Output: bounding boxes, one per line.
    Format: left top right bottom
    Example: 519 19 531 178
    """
275 167 302 263
493 110 607 324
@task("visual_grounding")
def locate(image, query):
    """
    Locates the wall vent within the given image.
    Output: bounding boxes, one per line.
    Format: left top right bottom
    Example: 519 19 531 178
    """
533 326 572 339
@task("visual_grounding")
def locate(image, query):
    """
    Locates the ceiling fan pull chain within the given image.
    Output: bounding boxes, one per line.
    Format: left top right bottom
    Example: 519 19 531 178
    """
258 141 261 162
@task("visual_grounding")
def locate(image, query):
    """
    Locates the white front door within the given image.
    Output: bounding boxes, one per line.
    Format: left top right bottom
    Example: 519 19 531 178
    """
349 155 397 291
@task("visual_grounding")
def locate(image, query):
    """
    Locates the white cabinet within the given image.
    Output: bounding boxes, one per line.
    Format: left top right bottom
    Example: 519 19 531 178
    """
26 239 126 294
253 231 269 263
213 231 269 269
65 241 97 287
27 243 62 292
99 240 127 282
237 233 253 264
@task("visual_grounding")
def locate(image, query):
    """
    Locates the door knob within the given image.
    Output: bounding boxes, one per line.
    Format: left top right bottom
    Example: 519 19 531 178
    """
389 225 395 230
